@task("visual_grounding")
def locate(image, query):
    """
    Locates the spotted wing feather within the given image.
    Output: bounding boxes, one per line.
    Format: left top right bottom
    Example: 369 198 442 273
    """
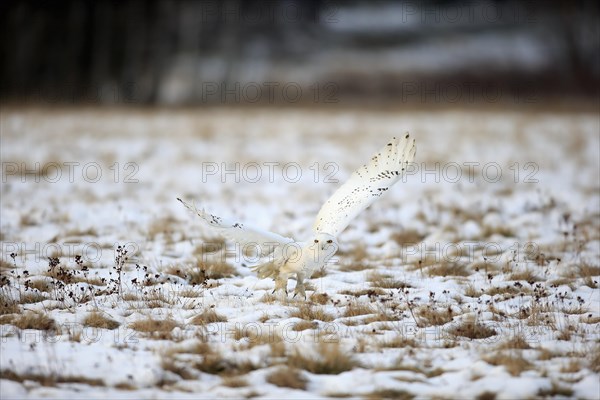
313 134 416 237
178 198 294 256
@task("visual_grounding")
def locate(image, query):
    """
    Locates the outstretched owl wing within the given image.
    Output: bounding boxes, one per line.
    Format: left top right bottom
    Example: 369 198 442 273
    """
313 133 416 237
178 198 294 256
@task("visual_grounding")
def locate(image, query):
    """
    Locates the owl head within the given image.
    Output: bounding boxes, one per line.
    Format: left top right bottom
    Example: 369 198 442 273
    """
312 232 338 251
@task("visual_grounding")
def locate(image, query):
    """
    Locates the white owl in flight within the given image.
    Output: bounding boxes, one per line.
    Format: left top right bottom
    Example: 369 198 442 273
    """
178 134 416 298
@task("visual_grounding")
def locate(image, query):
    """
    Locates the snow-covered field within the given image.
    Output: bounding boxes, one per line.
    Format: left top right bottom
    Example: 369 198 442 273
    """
1 106 598 399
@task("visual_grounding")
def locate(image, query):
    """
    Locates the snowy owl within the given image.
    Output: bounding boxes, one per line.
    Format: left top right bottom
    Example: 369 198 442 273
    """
178 134 416 298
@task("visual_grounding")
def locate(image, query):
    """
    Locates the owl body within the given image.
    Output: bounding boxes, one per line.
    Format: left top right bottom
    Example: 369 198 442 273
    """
252 233 338 296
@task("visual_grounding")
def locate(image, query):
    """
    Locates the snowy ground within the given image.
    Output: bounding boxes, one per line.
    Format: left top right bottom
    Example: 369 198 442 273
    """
1 106 598 399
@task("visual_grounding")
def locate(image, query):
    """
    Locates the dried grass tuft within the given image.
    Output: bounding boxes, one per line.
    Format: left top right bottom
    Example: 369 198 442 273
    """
344 301 377 317
287 342 359 374
415 306 454 327
290 303 334 322
266 367 307 390
13 311 56 331
427 263 470 277
483 351 532 376
448 317 496 339
83 311 120 330
129 317 179 339
190 309 227 325
496 334 531 350
368 271 410 289
222 376 249 388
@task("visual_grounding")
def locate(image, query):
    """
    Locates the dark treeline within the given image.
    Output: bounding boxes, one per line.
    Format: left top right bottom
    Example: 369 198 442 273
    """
1 0 598 105
2 0 320 103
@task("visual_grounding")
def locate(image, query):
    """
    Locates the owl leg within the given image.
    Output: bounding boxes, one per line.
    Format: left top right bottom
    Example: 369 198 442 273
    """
272 273 289 295
293 272 306 299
